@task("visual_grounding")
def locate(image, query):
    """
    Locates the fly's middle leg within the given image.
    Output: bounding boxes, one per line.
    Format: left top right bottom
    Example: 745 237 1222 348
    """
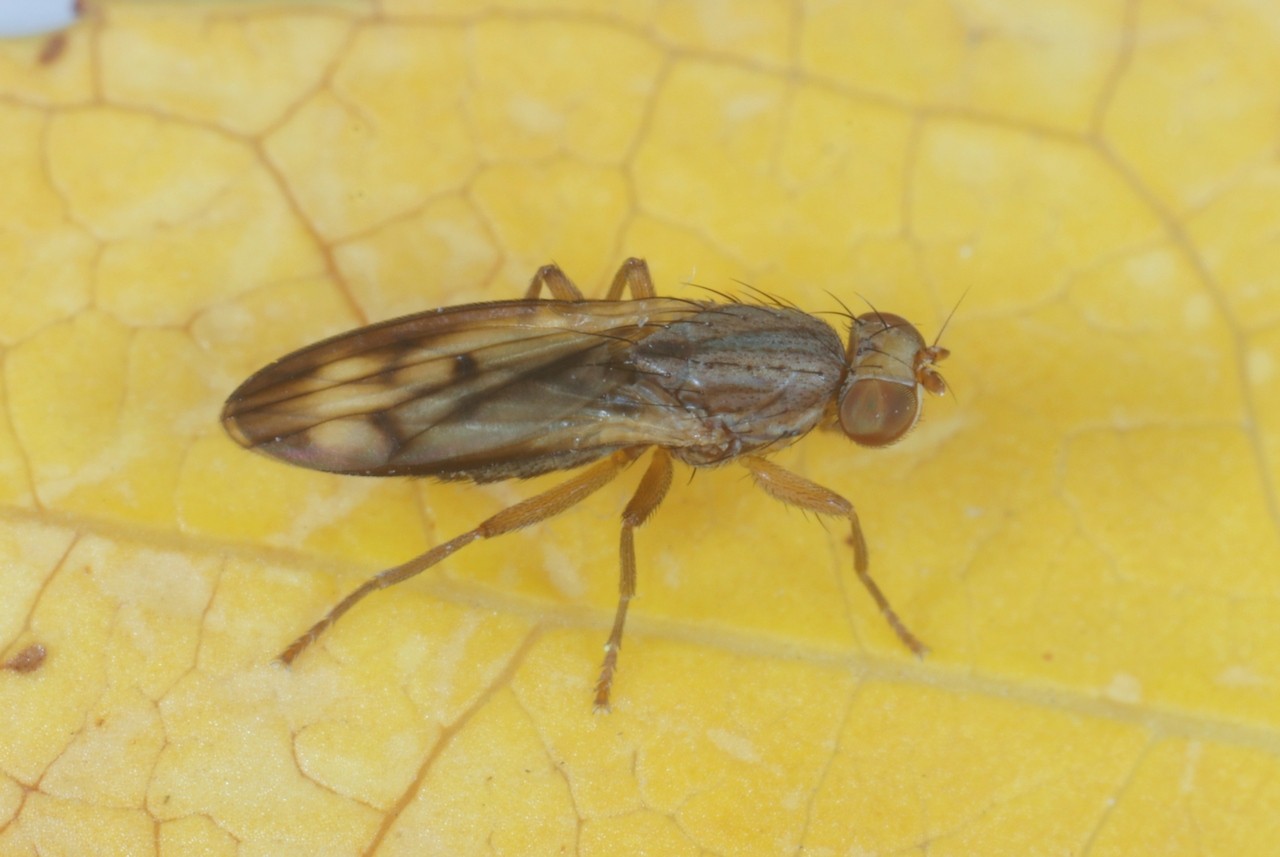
524 257 657 302
594 448 673 711
603 257 657 300
739 456 928 658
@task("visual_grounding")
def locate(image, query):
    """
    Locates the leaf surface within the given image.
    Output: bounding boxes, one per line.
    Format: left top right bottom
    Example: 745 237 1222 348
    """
1 2 1279 855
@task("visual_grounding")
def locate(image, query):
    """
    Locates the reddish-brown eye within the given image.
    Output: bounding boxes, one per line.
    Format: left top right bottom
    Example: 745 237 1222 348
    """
839 378 920 446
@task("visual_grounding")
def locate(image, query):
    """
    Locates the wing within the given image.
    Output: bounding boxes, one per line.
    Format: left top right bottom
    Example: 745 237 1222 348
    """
222 297 709 480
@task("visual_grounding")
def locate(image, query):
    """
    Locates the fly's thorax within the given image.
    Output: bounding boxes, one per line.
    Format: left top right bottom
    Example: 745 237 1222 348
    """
838 312 949 447
628 304 847 462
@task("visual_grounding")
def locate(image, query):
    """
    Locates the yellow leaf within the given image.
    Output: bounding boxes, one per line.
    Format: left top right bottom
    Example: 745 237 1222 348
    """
2 2 1279 855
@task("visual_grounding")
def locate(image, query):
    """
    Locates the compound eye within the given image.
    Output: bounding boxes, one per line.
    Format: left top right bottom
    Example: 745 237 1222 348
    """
838 378 920 447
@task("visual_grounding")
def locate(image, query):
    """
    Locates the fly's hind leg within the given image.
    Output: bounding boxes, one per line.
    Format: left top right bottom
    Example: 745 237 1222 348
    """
278 447 646 667
594 448 673 712
525 258 657 302
739 456 928 657
525 263 586 300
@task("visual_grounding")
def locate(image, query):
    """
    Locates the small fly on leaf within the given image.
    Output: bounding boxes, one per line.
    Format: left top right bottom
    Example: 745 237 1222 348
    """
222 258 950 711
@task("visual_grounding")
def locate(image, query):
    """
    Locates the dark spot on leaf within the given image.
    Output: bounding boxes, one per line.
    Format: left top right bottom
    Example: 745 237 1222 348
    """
3 643 46 673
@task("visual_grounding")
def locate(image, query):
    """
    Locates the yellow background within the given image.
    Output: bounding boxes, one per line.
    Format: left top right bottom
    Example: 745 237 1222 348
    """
2 1 1280 854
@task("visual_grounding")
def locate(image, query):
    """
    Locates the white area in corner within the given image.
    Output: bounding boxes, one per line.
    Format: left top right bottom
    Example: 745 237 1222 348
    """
507 96 564 136
1124 250 1178 290
724 92 775 122
706 727 761 764
541 540 586 599
1217 664 1270 688
1247 346 1275 385
1179 740 1202 795
1182 292 1214 330
0 0 77 37
1103 672 1143 705
283 479 383 545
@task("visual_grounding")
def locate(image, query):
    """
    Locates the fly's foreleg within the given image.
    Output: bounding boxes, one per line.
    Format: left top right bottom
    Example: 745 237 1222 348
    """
278 447 646 666
594 449 673 711
739 456 928 657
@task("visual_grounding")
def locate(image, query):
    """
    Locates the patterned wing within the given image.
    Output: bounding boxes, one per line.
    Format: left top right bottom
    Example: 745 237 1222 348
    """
222 297 708 480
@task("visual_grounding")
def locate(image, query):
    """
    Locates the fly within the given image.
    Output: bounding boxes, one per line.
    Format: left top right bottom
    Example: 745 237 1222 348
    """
222 258 950 710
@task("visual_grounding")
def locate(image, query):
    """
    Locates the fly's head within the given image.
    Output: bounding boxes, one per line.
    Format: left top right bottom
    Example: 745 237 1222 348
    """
837 312 949 447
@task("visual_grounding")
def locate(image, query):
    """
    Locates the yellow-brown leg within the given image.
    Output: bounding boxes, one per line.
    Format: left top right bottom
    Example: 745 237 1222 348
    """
525 258 655 301
739 456 928 657
594 448 673 711
603 257 657 300
278 447 647 665
525 263 586 299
